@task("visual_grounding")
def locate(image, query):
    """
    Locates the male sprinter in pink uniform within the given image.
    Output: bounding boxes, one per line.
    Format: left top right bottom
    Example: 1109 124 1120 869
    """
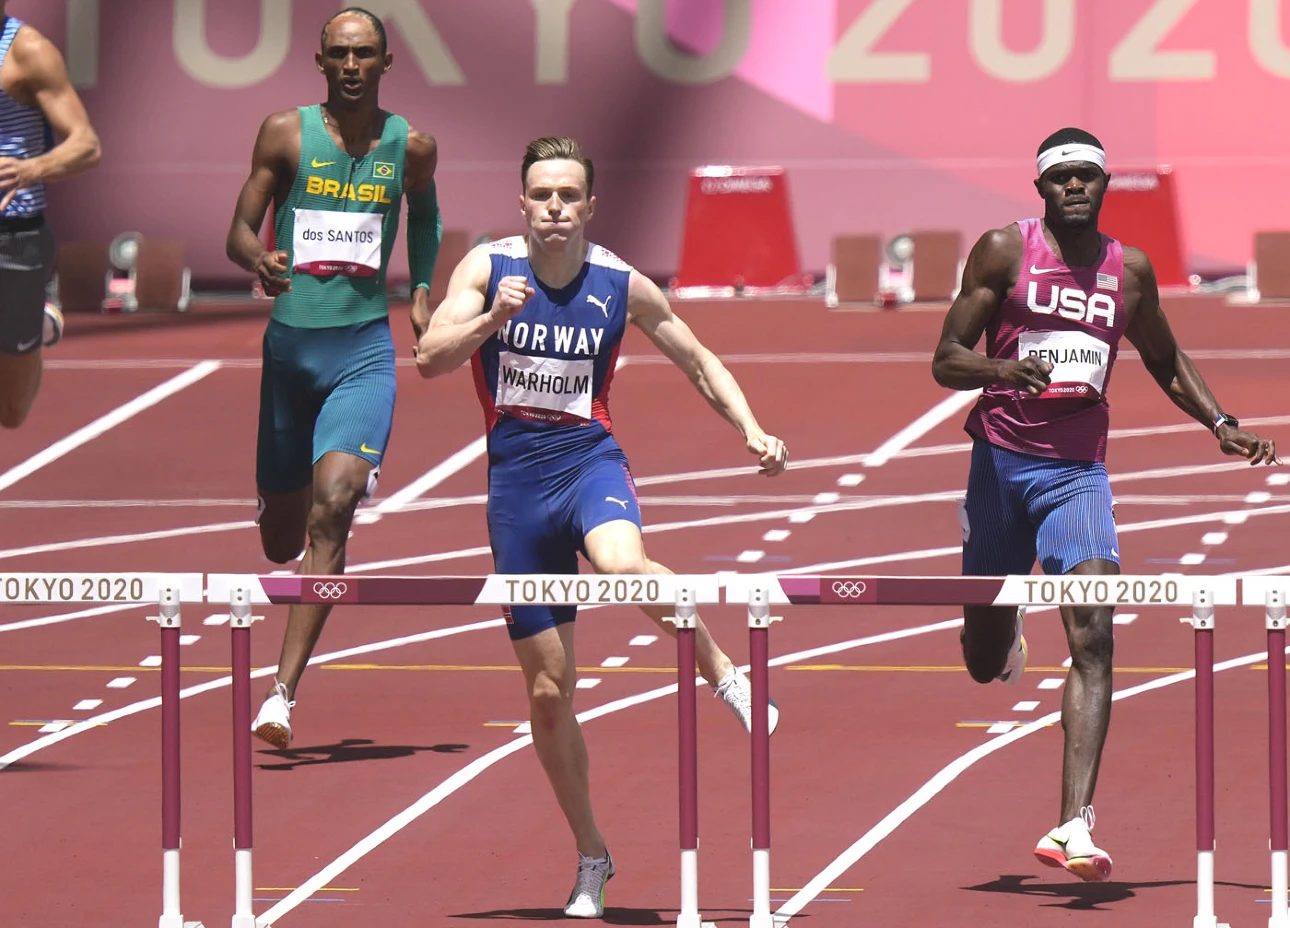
417 137 788 918
933 128 1278 882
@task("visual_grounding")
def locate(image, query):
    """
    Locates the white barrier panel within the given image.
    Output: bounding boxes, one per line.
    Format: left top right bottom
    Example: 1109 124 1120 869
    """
206 574 272 605
1241 575 1290 605
0 572 205 603
723 573 1238 606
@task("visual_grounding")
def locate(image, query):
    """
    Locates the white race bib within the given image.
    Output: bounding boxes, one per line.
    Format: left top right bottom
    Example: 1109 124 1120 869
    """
1018 329 1112 400
292 208 382 278
496 351 594 421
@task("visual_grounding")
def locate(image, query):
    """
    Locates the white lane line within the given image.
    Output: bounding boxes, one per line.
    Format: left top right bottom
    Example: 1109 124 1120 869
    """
0 602 138 633
775 647 1275 920
0 361 221 494
0 620 506 771
355 437 488 525
863 390 982 468
253 616 970 927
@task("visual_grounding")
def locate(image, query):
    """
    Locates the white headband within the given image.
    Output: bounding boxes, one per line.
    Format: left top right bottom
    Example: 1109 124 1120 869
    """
1036 142 1106 177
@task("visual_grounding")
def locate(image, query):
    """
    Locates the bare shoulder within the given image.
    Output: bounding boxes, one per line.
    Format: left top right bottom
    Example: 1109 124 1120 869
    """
4 23 67 95
977 223 1023 257
10 23 61 66
259 109 301 142
403 123 438 189
251 109 301 169
1122 245 1155 281
406 125 438 161
627 268 671 321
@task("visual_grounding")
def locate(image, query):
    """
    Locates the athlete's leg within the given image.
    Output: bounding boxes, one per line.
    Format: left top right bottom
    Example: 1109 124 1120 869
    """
1026 460 1118 882
268 320 393 699
253 321 394 747
574 454 775 732
512 622 606 858
959 440 1037 682
1031 464 1119 825
0 221 57 428
255 319 317 564
1056 568 1116 822
0 352 41 428
268 451 374 699
582 519 735 687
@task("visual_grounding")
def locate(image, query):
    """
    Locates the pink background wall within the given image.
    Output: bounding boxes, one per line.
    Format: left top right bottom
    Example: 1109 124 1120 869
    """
13 0 1290 286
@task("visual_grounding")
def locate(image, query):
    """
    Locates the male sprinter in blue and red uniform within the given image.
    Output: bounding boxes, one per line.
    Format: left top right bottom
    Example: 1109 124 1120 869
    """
933 127 1278 883
417 136 788 918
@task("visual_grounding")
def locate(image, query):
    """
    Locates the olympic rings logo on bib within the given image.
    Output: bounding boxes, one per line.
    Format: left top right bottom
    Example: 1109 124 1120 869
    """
312 581 349 600
831 580 868 599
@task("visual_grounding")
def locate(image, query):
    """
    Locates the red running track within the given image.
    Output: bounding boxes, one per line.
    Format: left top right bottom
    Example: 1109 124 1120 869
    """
2 297 1290 927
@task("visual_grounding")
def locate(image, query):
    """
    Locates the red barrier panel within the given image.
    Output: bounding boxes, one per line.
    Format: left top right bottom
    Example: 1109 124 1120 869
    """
672 166 810 298
1099 167 1187 289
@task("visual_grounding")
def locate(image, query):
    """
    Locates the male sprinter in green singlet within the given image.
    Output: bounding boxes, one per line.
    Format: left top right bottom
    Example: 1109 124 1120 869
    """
225 7 442 748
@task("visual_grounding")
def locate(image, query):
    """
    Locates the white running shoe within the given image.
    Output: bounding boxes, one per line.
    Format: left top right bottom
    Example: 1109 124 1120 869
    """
251 679 295 749
563 850 615 918
997 607 1028 686
42 302 63 348
715 669 780 735
1034 805 1113 882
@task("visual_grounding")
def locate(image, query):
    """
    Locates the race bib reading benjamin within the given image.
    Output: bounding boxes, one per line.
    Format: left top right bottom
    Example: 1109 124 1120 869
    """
1018 329 1112 400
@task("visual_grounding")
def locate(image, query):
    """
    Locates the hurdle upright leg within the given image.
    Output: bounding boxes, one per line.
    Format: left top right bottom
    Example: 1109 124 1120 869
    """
669 587 704 928
747 587 780 928
1267 589 1288 928
230 588 260 928
1186 589 1225 928
152 586 192 928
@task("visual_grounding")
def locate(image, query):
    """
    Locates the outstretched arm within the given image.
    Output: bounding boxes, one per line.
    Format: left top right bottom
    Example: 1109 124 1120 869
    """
225 112 295 297
932 227 1054 395
628 271 787 475
0 26 100 210
1124 247 1278 464
415 247 532 378
404 127 441 345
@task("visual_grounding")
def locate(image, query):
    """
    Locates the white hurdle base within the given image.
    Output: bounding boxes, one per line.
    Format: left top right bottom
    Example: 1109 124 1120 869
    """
1273 848 1290 927
1194 851 1230 928
749 849 773 928
159 849 204 928
231 848 255 928
676 848 702 928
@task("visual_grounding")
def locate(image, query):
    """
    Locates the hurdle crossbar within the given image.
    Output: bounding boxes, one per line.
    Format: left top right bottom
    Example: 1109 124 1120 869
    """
96 569 1290 928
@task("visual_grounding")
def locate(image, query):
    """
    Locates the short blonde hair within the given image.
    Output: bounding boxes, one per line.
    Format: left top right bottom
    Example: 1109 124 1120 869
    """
521 137 595 195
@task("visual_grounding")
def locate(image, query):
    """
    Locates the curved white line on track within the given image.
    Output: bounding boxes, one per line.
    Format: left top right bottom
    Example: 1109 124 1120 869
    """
253 617 968 926
775 647 1275 921
0 619 505 771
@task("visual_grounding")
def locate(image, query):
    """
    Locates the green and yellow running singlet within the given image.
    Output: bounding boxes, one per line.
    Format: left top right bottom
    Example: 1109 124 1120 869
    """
271 104 407 328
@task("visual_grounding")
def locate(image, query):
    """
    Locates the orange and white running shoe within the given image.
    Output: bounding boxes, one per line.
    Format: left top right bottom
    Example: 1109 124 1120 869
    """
1035 805 1113 882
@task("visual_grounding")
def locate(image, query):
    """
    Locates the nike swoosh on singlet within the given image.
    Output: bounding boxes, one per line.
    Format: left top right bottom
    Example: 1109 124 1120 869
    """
311 158 337 168
360 443 382 456
1030 264 1063 274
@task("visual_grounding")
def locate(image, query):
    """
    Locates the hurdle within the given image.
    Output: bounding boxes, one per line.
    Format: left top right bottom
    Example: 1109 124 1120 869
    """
0 572 207 928
208 572 723 928
724 573 1243 928
13 569 1290 927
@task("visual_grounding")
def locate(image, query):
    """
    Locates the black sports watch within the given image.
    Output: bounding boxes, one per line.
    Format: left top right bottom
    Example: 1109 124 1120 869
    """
1212 413 1239 434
